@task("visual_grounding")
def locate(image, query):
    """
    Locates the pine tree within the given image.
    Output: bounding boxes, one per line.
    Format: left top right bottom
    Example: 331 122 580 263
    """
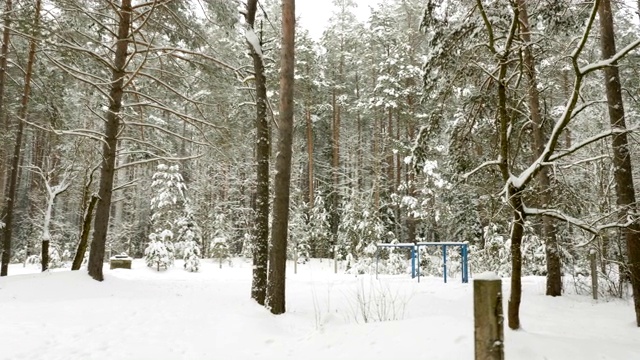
176 212 202 272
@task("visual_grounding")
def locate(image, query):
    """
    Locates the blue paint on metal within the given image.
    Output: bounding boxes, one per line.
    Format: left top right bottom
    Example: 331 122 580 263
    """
375 242 469 284
411 247 416 279
442 245 447 283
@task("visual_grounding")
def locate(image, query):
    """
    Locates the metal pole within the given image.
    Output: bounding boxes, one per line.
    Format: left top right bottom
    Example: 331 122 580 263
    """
375 247 379 280
411 246 416 279
443 245 447 283
417 245 421 283
463 245 469 283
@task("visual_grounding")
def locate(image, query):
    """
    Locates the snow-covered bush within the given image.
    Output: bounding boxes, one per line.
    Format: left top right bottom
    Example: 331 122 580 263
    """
210 237 229 268
468 222 549 277
182 240 201 272
339 199 393 274
144 234 171 271
175 213 202 272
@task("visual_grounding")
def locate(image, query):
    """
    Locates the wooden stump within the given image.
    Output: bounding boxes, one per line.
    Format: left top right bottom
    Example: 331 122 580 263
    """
474 277 504 360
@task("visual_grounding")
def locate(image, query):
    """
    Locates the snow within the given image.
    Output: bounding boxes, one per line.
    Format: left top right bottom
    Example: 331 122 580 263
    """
1 259 639 360
245 29 263 59
474 271 501 280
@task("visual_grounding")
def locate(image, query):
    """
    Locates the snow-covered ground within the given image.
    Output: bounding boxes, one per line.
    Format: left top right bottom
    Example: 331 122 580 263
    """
1 258 639 360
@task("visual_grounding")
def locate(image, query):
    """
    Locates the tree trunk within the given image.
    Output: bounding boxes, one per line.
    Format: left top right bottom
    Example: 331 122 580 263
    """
598 0 640 326
72 195 98 270
517 0 562 297
330 83 340 246
1 0 40 276
87 0 131 281
386 108 394 190
245 0 270 306
306 105 314 206
0 0 12 208
507 187 525 330
265 0 295 315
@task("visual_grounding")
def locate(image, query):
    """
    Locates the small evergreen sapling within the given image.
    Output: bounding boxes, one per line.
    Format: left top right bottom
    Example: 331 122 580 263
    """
176 214 202 272
144 233 171 271
211 237 229 268
183 240 201 272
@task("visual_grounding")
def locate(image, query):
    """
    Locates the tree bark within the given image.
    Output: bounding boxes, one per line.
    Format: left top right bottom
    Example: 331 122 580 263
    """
87 0 131 281
72 195 98 270
306 106 314 206
265 0 295 315
244 0 270 306
330 82 340 247
1 0 40 276
507 187 525 330
598 0 640 326
517 0 562 297
0 0 12 208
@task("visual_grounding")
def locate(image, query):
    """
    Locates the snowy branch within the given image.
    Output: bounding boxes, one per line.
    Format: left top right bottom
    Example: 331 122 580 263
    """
507 1 600 189
549 127 635 162
579 37 640 75
461 160 502 180
245 28 263 59
558 155 609 169
114 153 204 171
523 205 635 237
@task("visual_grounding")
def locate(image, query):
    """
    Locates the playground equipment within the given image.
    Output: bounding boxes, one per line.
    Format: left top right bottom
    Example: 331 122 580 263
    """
375 242 469 283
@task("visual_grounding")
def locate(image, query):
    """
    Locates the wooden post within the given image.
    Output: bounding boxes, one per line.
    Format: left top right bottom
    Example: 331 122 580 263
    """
334 245 338 274
294 246 298 274
590 250 598 300
474 277 504 360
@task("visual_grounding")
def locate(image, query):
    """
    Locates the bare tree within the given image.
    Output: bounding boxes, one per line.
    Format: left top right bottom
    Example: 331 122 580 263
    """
87 0 132 281
468 0 640 329
28 165 73 271
265 0 295 315
516 0 562 297
0 0 12 208
598 0 640 326
244 0 270 306
1 0 41 276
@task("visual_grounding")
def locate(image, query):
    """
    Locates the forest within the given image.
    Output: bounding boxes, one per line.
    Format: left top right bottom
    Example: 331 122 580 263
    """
1 0 640 328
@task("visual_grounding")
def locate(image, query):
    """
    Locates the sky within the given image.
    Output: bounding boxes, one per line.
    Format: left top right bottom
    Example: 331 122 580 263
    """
296 0 383 40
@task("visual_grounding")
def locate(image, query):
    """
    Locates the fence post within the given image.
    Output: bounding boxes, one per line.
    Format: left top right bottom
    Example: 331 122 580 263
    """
474 276 504 360
334 245 338 274
590 250 598 300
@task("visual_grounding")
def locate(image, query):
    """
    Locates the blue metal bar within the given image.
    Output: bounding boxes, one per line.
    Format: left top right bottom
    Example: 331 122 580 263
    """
417 245 420 283
411 247 416 279
442 245 447 283
462 244 469 283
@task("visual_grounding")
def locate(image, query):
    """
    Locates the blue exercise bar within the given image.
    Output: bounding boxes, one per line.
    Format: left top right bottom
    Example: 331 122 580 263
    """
375 242 469 284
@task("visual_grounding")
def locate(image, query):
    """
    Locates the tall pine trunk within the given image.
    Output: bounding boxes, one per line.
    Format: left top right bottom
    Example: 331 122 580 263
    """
245 0 269 305
87 0 131 281
598 0 640 326
1 0 40 276
330 83 340 251
306 105 314 206
265 0 295 315
517 0 562 296
0 0 12 208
